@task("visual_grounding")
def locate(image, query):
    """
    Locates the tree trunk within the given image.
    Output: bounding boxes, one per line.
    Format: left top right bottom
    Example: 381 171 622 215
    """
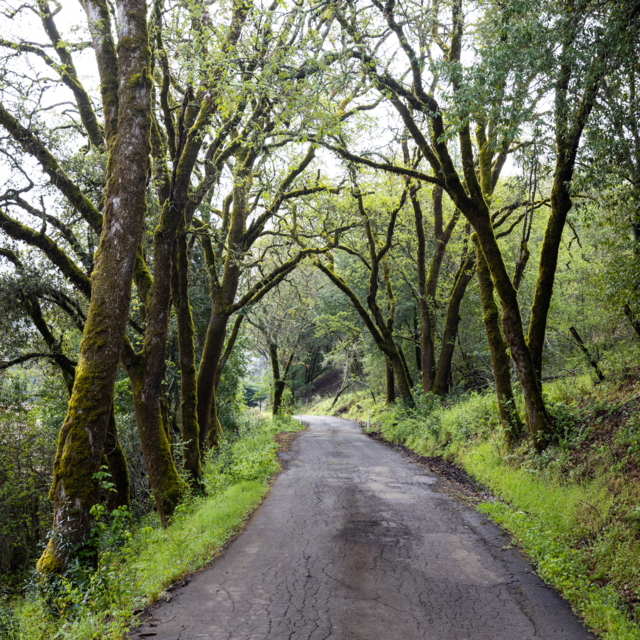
127 361 186 526
197 151 253 447
38 0 152 574
474 237 523 447
398 346 414 389
171 218 202 487
461 207 554 449
526 61 601 382
197 313 231 449
389 349 413 403
385 357 396 404
269 342 290 417
413 185 434 390
26 277 132 510
412 185 459 393
432 254 476 396
526 173 571 381
413 313 421 372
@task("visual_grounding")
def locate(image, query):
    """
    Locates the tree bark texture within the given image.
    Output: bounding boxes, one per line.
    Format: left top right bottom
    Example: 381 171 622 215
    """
198 313 231 449
385 357 396 404
413 314 421 372
104 410 131 511
473 237 523 447
269 343 284 416
197 150 254 447
398 346 414 389
526 49 602 381
411 185 459 393
38 0 152 573
171 218 203 487
270 345 295 416
432 253 476 396
467 211 553 448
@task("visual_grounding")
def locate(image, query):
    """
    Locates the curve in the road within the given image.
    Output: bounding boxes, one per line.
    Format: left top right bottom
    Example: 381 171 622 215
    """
134 416 594 640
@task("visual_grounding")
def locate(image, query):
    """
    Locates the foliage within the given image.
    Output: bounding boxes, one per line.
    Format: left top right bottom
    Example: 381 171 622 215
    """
0 374 57 590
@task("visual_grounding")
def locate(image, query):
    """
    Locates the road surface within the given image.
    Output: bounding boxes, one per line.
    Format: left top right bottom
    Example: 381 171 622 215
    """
134 415 593 640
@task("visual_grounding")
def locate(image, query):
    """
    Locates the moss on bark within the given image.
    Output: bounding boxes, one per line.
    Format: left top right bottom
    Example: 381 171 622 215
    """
38 0 153 573
171 219 202 487
432 253 476 396
385 357 396 404
129 365 186 524
105 409 131 510
474 236 523 447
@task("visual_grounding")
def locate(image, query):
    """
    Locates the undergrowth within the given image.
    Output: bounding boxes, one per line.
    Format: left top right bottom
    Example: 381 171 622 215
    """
1 413 302 640
311 368 640 639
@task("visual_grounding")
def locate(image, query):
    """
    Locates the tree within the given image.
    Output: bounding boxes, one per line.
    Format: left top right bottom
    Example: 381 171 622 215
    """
319 0 639 448
314 172 414 403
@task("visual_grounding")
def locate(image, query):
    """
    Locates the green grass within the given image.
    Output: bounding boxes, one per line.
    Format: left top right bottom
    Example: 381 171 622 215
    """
3 414 303 640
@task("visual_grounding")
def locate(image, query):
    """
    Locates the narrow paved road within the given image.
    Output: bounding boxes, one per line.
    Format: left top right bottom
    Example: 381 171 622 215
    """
136 416 593 639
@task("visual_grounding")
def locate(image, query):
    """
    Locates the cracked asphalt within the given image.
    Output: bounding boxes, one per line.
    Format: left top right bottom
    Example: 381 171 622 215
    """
135 415 594 640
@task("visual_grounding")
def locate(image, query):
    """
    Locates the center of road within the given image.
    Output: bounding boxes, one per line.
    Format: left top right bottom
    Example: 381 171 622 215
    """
135 416 593 640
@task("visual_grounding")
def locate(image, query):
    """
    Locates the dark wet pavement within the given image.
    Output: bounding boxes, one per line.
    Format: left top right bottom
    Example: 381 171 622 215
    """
134 416 594 640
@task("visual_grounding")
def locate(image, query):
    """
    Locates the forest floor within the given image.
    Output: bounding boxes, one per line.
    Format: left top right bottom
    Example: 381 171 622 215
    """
133 415 591 640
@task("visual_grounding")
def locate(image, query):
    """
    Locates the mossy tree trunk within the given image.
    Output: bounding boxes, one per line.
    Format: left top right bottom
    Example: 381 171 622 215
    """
38 0 153 574
269 342 283 415
104 410 131 511
410 184 459 394
269 343 295 416
472 123 524 447
398 346 414 389
385 357 396 404
121 90 228 522
197 148 258 447
432 251 476 396
413 313 421 372
171 215 202 488
526 57 603 380
376 65 552 444
1 213 132 515
473 236 523 447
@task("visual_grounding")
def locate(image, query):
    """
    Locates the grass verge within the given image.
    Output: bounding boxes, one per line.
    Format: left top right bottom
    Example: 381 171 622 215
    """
2 413 303 640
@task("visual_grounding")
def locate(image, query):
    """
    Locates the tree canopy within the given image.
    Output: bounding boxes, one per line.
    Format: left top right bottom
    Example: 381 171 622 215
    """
1 0 639 575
